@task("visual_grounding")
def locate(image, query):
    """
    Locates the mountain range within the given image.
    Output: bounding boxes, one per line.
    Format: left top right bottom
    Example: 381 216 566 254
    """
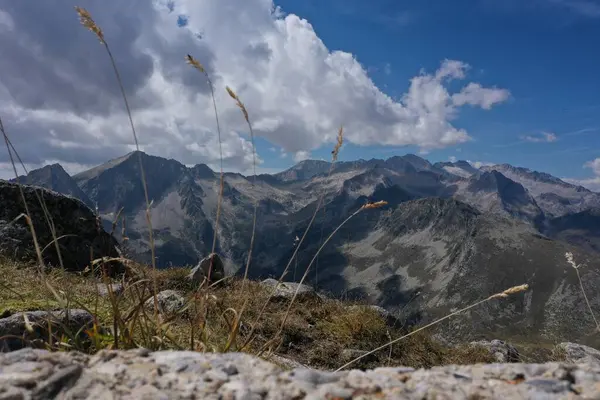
7 151 600 346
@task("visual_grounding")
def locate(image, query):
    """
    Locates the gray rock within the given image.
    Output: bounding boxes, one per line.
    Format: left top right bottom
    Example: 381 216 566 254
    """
95 282 124 298
469 339 520 363
0 181 122 274
188 253 225 285
260 278 320 302
2 349 600 399
557 342 600 365
0 309 94 352
145 290 186 317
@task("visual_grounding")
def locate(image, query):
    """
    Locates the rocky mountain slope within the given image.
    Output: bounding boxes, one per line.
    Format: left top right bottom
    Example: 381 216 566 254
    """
7 151 600 344
480 163 600 218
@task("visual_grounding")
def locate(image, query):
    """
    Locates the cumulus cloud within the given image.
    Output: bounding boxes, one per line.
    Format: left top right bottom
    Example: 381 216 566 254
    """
293 151 311 162
452 83 511 110
585 158 600 175
564 157 600 192
521 132 558 143
0 0 509 178
468 160 495 169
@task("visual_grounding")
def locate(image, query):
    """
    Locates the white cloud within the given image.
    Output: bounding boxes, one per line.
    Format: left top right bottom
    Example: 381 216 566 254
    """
452 83 511 110
468 160 495 169
0 0 510 174
585 158 600 175
383 63 392 75
449 156 457 162
293 150 310 162
0 9 14 31
521 132 558 143
564 157 600 192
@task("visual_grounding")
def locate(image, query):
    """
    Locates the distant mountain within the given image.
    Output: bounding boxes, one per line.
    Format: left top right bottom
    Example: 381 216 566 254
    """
481 164 600 217
12 164 94 209
434 160 480 178
312 197 600 345
546 208 600 255
274 160 332 182
11 151 600 345
453 170 544 223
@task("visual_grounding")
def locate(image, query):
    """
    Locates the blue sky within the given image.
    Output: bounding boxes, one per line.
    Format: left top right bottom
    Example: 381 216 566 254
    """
0 0 598 188
253 0 600 181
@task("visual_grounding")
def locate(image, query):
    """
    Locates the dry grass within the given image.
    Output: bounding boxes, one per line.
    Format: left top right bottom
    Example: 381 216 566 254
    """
0 258 499 369
565 252 600 333
186 54 224 283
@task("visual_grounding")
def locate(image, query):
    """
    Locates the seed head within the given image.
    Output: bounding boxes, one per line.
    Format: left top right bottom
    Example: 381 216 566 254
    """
362 200 388 210
565 252 580 269
226 86 249 122
75 6 104 44
226 86 239 101
185 54 205 73
490 284 529 299
331 126 344 162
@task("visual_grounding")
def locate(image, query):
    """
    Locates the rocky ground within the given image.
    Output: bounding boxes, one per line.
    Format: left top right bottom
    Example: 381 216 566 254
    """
2 347 600 399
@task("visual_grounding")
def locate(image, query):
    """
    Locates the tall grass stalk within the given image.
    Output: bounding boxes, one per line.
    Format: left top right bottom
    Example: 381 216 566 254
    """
186 54 225 283
335 283 530 371
565 252 600 332
3 134 66 272
0 117 45 270
265 200 389 354
75 6 159 335
240 126 344 350
225 86 258 287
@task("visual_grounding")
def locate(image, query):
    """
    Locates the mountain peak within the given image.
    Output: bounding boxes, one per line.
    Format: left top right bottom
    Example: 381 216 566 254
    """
275 159 332 182
11 163 94 209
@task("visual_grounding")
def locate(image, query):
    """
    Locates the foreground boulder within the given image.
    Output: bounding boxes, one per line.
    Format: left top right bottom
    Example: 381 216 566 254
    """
0 309 94 352
188 253 225 285
557 342 600 365
469 339 520 363
2 348 600 399
144 290 186 317
260 278 321 302
0 181 121 273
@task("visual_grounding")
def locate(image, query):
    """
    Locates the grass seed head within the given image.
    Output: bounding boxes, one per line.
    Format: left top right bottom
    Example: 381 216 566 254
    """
362 200 388 210
75 6 104 44
331 126 344 162
491 283 529 299
226 86 249 122
185 54 205 73
565 252 579 269
226 86 239 101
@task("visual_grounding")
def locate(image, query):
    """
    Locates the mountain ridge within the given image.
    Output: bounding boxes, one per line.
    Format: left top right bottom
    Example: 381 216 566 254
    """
4 151 600 345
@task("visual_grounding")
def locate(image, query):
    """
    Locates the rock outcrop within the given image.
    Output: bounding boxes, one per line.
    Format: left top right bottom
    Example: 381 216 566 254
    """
144 290 186 317
260 279 321 302
470 339 520 363
557 342 600 365
0 181 121 273
188 253 225 285
0 310 94 352
2 348 600 399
